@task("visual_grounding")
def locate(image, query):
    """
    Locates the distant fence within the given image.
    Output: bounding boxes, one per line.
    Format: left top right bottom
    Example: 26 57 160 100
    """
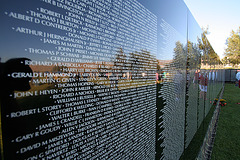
225 69 238 82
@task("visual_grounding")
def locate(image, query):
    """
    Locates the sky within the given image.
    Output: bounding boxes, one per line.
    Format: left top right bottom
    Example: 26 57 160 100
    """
184 0 240 59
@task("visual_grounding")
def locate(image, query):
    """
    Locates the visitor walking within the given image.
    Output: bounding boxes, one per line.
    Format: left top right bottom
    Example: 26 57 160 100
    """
236 70 240 88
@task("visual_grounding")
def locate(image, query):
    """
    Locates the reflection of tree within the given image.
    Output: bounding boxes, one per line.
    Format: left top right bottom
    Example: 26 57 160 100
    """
173 41 187 69
198 28 221 67
187 41 201 70
52 65 68 73
112 48 157 80
141 50 158 79
129 51 141 79
173 40 202 70
113 48 127 78
93 47 157 89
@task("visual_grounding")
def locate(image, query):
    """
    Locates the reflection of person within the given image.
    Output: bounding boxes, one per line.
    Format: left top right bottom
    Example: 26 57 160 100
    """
212 70 215 81
236 70 240 88
156 72 163 83
173 70 183 100
193 69 200 88
0 58 33 111
199 72 208 100
0 58 33 159
109 72 118 88
1 58 33 93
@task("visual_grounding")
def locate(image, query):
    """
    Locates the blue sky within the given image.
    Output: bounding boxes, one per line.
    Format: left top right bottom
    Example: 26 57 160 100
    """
184 0 240 59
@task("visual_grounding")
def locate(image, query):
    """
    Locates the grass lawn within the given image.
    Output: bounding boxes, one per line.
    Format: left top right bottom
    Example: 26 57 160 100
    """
211 83 240 160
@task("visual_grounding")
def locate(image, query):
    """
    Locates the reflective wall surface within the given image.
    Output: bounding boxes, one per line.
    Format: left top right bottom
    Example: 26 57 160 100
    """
0 0 224 159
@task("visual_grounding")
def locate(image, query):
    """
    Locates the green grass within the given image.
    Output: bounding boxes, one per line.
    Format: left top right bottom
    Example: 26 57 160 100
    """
211 83 240 160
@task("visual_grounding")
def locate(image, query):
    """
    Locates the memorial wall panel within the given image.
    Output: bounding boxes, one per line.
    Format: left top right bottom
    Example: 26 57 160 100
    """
0 0 224 159
141 0 188 159
0 0 157 159
185 10 202 148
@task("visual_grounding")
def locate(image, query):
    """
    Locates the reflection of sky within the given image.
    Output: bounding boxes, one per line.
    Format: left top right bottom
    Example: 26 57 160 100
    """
187 10 202 44
0 0 158 63
158 18 186 60
0 0 63 62
0 0 202 63
138 0 188 60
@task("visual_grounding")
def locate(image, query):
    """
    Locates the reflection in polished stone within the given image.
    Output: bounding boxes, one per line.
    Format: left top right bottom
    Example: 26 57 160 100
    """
0 0 225 159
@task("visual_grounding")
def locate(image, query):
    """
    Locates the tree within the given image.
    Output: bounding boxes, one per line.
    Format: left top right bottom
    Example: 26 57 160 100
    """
221 56 230 65
224 27 240 66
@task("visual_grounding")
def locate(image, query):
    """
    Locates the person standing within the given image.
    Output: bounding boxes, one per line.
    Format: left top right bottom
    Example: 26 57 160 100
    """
236 70 240 88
